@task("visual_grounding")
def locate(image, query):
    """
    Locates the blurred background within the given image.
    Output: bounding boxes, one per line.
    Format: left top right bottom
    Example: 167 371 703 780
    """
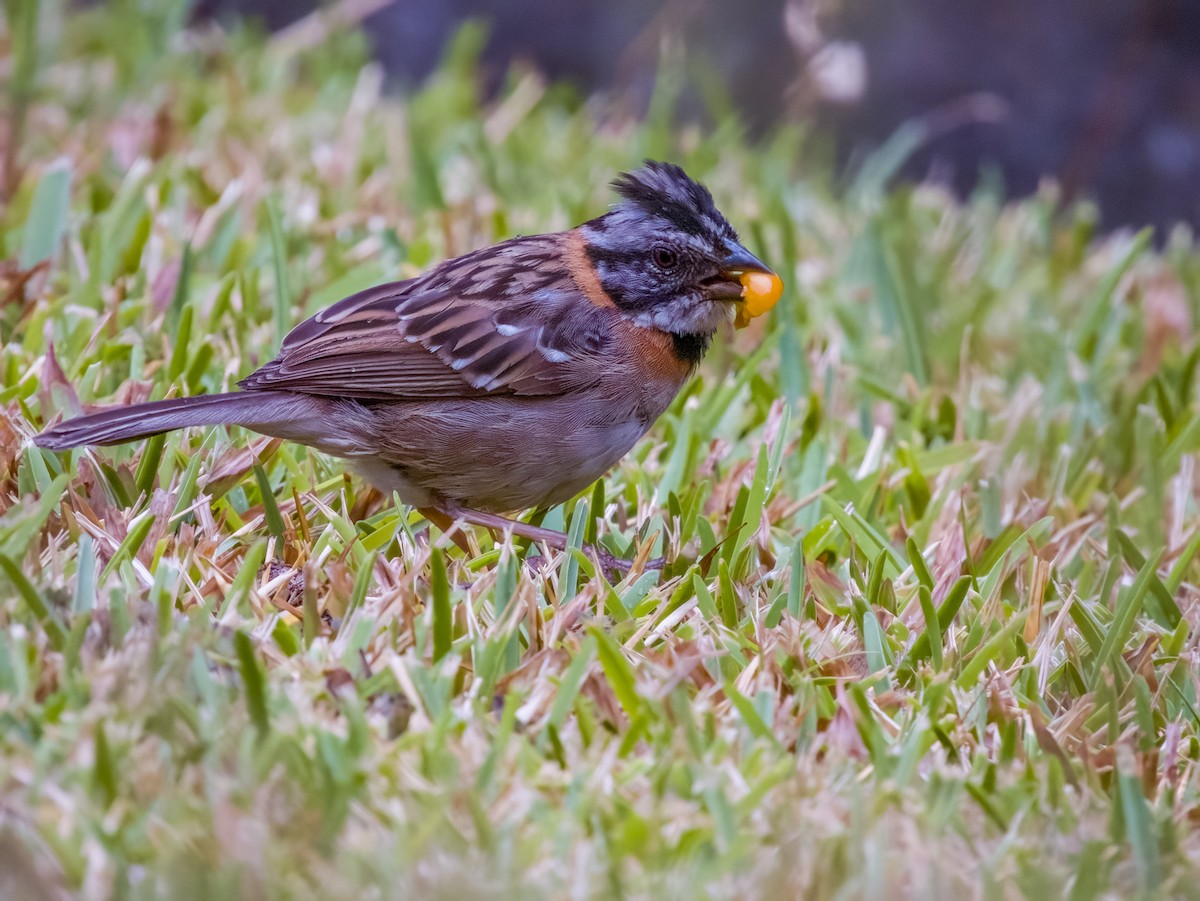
196 0 1200 234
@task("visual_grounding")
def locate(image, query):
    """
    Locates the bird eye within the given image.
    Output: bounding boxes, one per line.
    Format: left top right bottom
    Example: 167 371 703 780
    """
652 246 678 270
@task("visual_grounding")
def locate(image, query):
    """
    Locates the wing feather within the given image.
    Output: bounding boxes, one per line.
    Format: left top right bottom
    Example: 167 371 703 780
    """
239 234 613 401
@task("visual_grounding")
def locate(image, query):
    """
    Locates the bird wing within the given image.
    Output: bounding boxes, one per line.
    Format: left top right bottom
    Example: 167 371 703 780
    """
239 235 612 400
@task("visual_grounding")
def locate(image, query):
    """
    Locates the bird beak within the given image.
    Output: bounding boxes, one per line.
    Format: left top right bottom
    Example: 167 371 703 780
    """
719 240 774 278
718 240 784 328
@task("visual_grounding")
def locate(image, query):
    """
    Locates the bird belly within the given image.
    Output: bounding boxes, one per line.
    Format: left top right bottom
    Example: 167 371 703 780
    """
362 394 661 512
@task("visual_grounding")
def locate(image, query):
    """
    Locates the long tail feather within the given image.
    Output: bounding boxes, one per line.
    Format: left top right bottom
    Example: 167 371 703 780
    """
35 392 295 450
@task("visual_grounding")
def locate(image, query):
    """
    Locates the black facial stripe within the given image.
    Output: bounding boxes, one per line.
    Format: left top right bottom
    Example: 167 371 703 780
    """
654 202 706 237
585 244 645 269
671 332 711 366
587 238 708 275
602 280 628 307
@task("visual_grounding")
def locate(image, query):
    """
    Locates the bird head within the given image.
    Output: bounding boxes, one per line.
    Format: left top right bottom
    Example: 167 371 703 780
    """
581 161 782 339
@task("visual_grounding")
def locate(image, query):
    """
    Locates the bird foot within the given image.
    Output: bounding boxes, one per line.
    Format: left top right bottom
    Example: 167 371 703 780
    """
424 504 666 580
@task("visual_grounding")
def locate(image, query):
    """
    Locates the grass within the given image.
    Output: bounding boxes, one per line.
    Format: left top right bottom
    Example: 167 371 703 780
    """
4 2 1200 897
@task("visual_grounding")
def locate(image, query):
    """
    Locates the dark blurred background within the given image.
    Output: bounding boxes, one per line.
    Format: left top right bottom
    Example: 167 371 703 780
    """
194 0 1200 233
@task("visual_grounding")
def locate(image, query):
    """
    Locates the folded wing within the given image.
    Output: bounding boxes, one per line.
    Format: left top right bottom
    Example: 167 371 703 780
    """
240 235 611 401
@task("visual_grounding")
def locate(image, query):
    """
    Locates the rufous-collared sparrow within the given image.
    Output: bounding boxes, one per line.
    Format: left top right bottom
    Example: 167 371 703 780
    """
36 161 783 563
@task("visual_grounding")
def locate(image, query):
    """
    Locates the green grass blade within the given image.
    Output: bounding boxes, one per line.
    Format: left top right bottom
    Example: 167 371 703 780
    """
20 160 72 268
431 547 452 662
234 631 270 736
0 553 67 649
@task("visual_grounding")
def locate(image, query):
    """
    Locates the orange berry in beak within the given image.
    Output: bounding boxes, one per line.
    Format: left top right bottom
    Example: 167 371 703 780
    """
734 270 784 328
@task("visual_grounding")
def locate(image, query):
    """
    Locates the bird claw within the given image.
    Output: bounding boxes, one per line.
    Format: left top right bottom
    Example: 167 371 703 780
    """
521 545 665 580
590 546 665 579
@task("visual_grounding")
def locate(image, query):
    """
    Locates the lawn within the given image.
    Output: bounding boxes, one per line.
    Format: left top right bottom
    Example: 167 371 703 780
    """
4 3 1200 897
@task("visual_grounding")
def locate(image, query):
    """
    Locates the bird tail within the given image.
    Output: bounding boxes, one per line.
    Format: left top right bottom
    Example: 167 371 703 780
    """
34 392 309 451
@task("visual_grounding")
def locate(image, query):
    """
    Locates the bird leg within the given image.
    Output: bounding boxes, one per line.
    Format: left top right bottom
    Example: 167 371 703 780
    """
432 503 653 576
